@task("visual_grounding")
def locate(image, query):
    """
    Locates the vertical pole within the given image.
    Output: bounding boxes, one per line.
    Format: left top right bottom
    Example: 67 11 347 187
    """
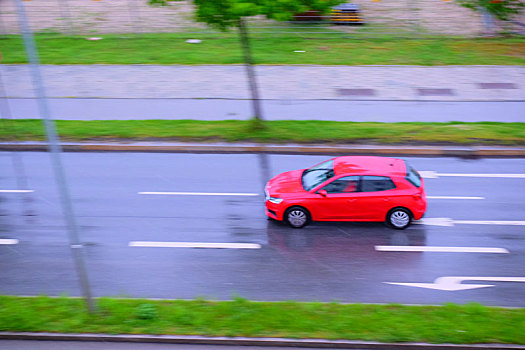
481 7 495 36
257 153 271 196
127 0 142 34
0 7 6 36
408 0 419 35
237 18 264 122
56 0 74 35
13 0 95 313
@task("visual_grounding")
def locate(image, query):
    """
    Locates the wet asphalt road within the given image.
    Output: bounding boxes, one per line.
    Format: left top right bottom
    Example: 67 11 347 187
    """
6 98 525 122
1 152 524 306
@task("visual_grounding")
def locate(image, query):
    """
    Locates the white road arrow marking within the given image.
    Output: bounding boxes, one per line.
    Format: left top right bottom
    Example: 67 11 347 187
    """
0 239 19 245
375 246 508 253
414 218 525 226
129 241 261 249
385 276 525 291
420 171 525 179
138 192 259 196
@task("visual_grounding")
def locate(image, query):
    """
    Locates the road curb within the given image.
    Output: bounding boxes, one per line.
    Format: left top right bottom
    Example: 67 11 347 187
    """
1 143 525 157
1 332 524 350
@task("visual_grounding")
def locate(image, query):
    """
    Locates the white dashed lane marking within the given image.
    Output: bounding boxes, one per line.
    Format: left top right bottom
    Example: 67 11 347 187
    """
420 171 525 179
0 190 34 193
139 192 259 196
427 196 484 200
129 241 261 249
138 192 481 199
375 246 509 253
415 218 525 227
0 239 19 245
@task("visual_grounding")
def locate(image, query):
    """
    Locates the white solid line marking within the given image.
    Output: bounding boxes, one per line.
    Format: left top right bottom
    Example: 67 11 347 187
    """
129 241 261 249
0 239 19 245
415 218 525 227
440 173 525 178
427 196 484 200
420 171 525 179
375 246 509 253
454 220 525 226
138 192 259 196
0 190 34 193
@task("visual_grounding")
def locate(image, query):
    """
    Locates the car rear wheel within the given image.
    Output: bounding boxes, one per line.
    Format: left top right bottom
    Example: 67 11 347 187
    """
285 206 311 228
387 208 412 230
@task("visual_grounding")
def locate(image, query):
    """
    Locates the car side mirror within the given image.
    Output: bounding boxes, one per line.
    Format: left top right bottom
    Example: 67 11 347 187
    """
318 189 327 197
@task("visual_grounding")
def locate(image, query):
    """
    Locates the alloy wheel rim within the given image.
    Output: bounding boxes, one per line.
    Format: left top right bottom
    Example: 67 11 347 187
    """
288 210 307 227
391 211 410 227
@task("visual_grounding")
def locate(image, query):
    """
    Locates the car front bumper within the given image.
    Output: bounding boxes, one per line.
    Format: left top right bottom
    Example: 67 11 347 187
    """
265 200 285 221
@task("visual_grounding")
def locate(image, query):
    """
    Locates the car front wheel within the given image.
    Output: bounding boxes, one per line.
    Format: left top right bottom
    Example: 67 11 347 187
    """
285 206 311 228
387 208 412 230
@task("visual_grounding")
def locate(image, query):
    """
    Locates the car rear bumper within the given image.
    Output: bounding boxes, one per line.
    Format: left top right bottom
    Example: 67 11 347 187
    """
412 201 427 220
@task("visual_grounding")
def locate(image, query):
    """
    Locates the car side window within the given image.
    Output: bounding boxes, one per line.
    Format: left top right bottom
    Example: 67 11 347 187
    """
321 176 359 194
360 176 396 192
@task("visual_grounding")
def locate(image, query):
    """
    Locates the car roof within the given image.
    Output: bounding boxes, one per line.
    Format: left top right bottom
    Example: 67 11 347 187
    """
333 156 406 177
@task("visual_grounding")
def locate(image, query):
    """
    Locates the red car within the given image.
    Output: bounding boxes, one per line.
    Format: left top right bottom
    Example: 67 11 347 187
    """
265 156 426 229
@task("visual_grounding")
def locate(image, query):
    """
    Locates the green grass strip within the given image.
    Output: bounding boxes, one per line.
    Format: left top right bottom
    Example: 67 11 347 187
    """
1 33 524 65
1 119 525 145
1 296 524 344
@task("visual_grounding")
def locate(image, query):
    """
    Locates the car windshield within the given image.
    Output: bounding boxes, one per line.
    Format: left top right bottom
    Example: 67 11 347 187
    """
405 162 422 188
302 159 335 191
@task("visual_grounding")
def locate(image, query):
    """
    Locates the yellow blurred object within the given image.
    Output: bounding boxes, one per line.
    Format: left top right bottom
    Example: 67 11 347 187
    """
331 4 364 24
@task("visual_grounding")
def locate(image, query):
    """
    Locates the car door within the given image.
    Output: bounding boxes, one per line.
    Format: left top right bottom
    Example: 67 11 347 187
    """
308 176 360 220
350 176 397 220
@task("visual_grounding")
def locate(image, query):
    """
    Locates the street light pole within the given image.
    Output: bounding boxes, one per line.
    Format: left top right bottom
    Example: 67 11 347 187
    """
14 0 95 313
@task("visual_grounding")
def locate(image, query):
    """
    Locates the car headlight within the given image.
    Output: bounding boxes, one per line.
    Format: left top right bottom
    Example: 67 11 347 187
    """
268 197 283 204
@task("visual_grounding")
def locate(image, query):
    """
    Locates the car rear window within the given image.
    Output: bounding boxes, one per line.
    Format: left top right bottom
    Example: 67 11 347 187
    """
405 163 422 188
360 176 396 192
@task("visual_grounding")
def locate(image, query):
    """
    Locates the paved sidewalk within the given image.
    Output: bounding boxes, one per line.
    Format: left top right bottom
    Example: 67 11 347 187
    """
2 65 524 101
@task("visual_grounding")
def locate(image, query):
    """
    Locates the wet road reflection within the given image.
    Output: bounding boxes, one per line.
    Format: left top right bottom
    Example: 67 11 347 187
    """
265 220 427 260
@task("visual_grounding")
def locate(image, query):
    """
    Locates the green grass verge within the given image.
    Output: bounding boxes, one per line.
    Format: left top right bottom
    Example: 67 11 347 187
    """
1 296 524 344
1 119 525 145
1 33 524 65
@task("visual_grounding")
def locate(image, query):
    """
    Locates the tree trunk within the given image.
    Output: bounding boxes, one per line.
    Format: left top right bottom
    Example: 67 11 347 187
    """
237 17 264 123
